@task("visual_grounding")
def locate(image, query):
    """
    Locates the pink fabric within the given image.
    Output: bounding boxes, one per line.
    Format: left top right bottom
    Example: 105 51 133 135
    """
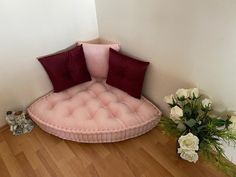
81 43 120 78
28 79 161 143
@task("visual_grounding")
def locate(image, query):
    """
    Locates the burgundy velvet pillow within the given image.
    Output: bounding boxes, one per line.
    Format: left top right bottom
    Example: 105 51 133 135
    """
38 51 74 92
106 49 149 99
38 45 91 92
68 45 91 84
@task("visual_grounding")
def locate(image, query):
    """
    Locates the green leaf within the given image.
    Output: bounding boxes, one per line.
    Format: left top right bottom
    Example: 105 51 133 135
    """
177 96 185 101
197 125 207 132
225 118 232 129
212 119 226 127
159 117 183 137
168 103 176 108
185 119 197 127
183 103 192 118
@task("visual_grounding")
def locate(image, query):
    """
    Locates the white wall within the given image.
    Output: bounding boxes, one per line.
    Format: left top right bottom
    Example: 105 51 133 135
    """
95 0 236 162
0 0 98 126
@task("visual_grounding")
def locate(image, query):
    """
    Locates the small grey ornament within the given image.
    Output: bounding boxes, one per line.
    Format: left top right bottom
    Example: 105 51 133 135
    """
5 111 35 136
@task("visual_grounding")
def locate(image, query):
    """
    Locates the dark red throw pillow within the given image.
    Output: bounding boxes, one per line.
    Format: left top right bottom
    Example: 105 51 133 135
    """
68 45 91 84
38 51 73 92
106 49 149 99
38 45 91 92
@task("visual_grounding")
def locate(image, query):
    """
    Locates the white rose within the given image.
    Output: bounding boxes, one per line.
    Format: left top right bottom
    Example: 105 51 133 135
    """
176 88 189 99
170 106 183 123
178 133 199 151
178 149 199 163
202 98 212 109
229 116 236 130
189 88 199 99
164 94 175 105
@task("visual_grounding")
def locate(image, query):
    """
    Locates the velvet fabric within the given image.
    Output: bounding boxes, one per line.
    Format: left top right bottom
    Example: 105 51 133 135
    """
38 51 73 92
38 45 91 92
106 49 149 99
68 45 91 84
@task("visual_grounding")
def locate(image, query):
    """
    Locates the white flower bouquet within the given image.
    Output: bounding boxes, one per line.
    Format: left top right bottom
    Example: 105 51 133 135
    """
160 88 236 176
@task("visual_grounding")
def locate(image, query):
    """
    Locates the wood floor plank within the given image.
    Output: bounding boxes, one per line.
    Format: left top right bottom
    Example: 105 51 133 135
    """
36 149 64 177
57 162 78 177
54 141 76 165
0 125 8 133
0 141 25 177
86 164 100 177
24 150 52 177
68 157 97 177
2 130 29 155
16 152 37 177
115 140 173 177
138 147 174 177
0 127 228 177
0 133 4 143
90 143 110 159
138 130 227 177
67 142 97 168
94 153 136 177
34 128 64 162
0 156 11 177
34 168 52 177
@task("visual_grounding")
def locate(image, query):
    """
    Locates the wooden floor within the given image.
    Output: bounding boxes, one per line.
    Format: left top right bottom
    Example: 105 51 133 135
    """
0 126 227 177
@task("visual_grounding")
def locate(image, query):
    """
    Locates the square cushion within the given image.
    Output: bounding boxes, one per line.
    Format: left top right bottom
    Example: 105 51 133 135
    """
81 43 120 78
38 51 73 92
38 45 91 92
106 49 149 99
68 45 91 84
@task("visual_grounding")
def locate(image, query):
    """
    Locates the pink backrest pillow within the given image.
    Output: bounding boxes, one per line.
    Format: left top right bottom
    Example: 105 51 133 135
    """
80 42 120 78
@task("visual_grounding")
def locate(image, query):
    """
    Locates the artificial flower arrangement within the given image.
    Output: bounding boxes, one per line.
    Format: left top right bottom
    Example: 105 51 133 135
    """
160 88 236 176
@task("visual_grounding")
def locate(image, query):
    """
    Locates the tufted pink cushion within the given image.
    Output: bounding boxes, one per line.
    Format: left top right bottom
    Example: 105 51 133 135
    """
81 43 120 78
28 79 161 143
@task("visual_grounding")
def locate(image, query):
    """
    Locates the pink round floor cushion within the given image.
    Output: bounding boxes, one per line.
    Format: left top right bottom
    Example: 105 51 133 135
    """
27 79 161 143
